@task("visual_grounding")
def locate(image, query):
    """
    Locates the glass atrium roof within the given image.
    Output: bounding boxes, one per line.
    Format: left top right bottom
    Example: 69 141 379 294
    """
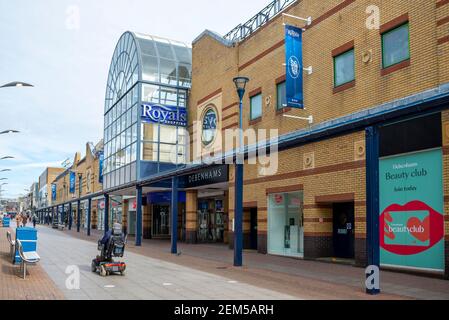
104 31 192 113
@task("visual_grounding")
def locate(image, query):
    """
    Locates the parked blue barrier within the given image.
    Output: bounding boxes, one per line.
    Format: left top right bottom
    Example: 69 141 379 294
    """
14 227 38 264
2 217 10 228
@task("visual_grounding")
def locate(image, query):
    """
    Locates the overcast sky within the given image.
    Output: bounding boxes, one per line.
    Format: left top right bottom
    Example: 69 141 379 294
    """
0 0 270 199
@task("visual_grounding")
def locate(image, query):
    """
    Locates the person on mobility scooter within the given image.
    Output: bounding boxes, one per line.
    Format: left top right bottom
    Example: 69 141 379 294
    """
91 222 127 277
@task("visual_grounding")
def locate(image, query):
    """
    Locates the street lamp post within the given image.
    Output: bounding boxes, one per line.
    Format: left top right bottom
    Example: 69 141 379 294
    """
232 76 250 267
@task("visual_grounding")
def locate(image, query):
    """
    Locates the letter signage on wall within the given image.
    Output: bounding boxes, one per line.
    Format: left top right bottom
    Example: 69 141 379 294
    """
285 25 304 109
141 103 187 127
184 165 229 189
379 148 445 271
69 171 76 194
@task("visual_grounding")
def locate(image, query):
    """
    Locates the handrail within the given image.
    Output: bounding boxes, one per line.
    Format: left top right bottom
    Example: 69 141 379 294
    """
223 0 297 43
6 231 14 245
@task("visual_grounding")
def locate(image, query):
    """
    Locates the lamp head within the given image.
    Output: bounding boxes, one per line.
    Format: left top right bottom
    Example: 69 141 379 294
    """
0 81 34 88
0 130 20 135
233 76 250 100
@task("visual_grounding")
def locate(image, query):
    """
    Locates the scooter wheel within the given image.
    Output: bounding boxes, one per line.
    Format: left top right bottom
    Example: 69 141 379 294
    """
91 261 97 273
100 265 107 277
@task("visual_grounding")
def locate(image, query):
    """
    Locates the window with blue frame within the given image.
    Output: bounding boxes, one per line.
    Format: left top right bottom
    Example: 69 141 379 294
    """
250 93 263 120
276 81 286 110
334 49 355 87
382 23 410 68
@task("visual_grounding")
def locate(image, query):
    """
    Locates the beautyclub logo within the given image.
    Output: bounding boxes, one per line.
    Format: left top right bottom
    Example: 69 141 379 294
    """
380 201 444 256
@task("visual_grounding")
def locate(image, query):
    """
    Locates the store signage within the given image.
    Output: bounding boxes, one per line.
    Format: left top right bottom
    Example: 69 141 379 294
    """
285 25 304 109
379 149 444 271
141 103 187 127
51 184 56 201
184 165 229 188
98 152 104 184
69 171 76 194
202 107 218 146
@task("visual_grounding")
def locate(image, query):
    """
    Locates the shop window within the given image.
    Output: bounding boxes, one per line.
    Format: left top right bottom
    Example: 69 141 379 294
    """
276 81 287 110
334 49 355 87
250 93 262 121
382 23 410 69
268 192 304 257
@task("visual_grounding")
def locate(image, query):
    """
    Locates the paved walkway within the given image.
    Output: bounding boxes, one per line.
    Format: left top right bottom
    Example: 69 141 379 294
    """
59 226 430 300
0 224 64 300
35 224 297 300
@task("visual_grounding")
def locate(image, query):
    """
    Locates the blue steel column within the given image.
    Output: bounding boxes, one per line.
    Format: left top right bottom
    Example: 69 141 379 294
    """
68 202 73 230
136 186 143 247
234 88 245 267
61 205 65 226
171 177 179 254
366 126 380 295
104 194 110 234
87 198 92 236
77 200 81 232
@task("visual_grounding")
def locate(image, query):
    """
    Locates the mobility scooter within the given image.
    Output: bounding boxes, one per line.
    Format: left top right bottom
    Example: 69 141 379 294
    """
91 223 127 277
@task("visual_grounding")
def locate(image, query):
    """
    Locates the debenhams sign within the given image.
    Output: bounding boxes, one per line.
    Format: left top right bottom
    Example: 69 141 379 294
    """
184 165 229 188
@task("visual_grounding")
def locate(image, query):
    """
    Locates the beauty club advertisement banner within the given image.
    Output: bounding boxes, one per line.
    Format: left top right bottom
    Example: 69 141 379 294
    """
379 148 444 271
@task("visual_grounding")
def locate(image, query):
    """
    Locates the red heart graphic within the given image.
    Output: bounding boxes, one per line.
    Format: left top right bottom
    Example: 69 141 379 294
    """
407 216 430 243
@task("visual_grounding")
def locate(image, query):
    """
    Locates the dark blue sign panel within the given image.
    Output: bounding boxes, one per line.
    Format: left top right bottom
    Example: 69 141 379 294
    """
69 171 76 194
51 184 56 201
141 103 187 127
285 25 304 109
98 152 104 184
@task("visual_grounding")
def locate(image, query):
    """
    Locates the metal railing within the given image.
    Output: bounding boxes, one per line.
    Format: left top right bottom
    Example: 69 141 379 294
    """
223 0 297 43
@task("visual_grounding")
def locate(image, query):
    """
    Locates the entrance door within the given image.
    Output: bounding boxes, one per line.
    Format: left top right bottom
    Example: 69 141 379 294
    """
128 211 136 236
152 204 170 237
250 208 258 250
333 202 355 259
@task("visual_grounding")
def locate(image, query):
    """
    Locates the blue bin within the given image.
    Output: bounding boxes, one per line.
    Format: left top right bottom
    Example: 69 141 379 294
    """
2 217 10 227
14 227 38 264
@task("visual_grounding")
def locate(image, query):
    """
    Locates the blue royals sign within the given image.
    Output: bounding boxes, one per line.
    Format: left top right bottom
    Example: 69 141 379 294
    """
141 103 187 127
285 24 304 109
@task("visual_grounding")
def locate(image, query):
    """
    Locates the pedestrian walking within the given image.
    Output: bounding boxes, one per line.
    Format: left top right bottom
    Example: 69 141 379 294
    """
15 214 22 228
21 213 27 227
32 213 37 228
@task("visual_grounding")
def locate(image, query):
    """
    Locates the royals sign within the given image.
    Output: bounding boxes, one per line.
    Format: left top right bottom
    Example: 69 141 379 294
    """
141 103 187 127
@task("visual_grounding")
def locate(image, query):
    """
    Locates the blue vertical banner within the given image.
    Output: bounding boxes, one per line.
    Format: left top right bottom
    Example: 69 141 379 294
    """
285 25 304 109
51 184 57 201
69 171 76 194
98 152 104 184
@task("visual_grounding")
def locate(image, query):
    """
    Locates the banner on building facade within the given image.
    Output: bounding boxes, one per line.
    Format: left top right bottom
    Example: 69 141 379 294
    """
98 152 104 184
141 103 187 127
69 171 76 194
379 148 445 271
51 184 56 201
285 24 304 109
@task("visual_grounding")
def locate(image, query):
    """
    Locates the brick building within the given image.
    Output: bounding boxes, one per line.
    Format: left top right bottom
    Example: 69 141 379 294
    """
51 140 104 230
185 0 449 277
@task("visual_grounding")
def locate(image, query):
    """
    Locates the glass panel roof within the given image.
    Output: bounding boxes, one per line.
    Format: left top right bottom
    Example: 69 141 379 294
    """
104 31 192 113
